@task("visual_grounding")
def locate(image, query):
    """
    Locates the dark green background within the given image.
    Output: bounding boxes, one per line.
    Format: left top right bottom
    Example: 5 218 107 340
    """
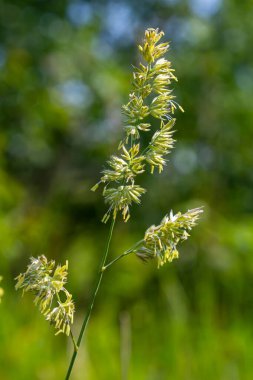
1 0 253 379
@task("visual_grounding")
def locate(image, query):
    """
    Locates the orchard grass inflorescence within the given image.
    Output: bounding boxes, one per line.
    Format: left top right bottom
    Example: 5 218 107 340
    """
15 256 75 337
92 28 183 223
15 28 203 379
133 207 203 267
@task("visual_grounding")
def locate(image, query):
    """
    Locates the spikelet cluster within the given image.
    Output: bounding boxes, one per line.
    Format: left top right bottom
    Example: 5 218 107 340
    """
133 207 203 267
15 255 74 336
0 276 3 303
92 28 183 222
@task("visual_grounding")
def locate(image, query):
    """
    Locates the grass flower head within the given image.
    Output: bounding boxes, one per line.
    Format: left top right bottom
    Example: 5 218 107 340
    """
15 255 75 336
134 207 203 267
92 28 183 222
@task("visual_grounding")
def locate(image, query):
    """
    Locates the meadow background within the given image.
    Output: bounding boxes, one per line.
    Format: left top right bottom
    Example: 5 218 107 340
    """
1 0 253 379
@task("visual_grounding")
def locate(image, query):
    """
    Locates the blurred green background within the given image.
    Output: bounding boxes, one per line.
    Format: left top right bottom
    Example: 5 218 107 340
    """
1 0 253 379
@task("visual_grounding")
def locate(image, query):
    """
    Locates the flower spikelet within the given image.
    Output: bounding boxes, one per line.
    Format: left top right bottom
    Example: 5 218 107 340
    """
101 144 145 184
138 29 168 63
146 118 175 173
134 207 203 267
45 291 75 336
102 184 146 223
15 255 75 336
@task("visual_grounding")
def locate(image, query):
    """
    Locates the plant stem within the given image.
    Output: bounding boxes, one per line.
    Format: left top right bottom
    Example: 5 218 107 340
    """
102 251 130 271
64 216 117 380
102 239 144 271
70 330 78 353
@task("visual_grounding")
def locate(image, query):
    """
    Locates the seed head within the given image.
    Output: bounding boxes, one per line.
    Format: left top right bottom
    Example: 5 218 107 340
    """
92 28 183 222
15 255 75 336
134 207 203 267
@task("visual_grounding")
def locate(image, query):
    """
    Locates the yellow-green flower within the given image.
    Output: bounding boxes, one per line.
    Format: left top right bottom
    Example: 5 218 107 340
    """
133 207 203 267
92 28 183 222
15 256 75 336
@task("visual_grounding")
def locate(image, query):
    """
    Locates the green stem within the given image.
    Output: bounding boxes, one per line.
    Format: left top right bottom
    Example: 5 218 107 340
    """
102 239 144 272
70 330 78 353
64 216 117 380
102 251 130 271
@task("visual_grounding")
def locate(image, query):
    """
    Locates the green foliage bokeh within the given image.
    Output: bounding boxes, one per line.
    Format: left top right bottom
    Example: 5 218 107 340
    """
1 0 253 379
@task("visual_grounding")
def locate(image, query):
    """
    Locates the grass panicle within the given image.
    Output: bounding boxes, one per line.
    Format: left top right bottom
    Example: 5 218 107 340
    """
15 255 75 336
92 28 183 222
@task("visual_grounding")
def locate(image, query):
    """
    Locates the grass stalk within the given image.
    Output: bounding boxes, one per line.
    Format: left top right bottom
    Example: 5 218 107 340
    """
64 216 117 380
102 239 144 271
